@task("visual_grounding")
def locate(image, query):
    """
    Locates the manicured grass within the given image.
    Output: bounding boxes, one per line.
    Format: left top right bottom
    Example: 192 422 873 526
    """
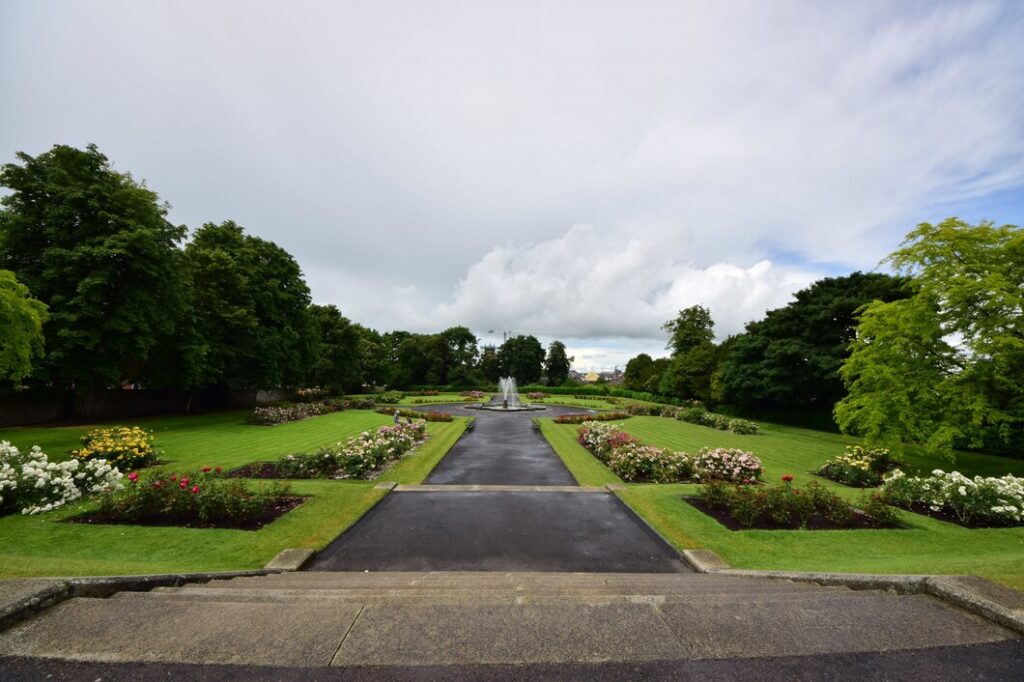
530 396 619 410
0 411 468 578
542 415 1024 591
0 409 393 470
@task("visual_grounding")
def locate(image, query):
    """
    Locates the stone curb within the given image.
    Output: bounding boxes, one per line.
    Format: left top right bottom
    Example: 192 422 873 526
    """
264 548 315 571
0 568 284 634
693 550 1024 637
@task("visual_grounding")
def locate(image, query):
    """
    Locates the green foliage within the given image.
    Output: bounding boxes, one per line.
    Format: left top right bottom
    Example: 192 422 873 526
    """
307 305 361 392
662 305 714 356
837 219 1024 458
185 221 311 390
717 273 911 411
0 270 47 385
543 340 572 386
699 480 896 529
623 353 667 392
72 426 160 471
497 334 545 384
0 144 188 389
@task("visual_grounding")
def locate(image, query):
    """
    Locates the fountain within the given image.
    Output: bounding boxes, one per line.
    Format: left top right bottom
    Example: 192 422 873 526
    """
467 376 546 412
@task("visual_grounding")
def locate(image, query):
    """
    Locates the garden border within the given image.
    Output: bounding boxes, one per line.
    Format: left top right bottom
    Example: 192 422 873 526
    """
683 549 1024 637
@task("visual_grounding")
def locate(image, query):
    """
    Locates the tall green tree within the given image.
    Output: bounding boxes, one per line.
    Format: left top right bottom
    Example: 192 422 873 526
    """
658 305 717 400
623 353 655 391
0 144 188 389
717 273 911 411
434 326 479 385
185 221 311 389
836 219 1024 457
0 270 48 386
307 304 361 392
497 335 545 384
662 305 714 356
544 340 573 385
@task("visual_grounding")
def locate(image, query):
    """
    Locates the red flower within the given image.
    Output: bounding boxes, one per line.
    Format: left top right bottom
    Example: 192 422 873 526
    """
179 481 187 489
215 467 222 473
191 485 200 494
127 472 139 484
169 474 177 482
181 477 190 485
782 475 794 483
201 466 211 473
153 481 162 488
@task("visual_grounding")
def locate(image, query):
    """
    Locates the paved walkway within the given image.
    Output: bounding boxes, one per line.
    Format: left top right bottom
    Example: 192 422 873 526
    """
307 404 687 572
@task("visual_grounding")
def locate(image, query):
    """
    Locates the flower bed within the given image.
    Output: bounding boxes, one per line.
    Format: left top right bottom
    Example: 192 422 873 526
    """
526 392 548 400
295 387 330 402
817 446 901 487
677 408 759 435
688 478 899 530
266 421 428 480
575 422 762 484
376 407 454 422
72 426 160 471
1 441 123 515
251 400 343 426
554 411 631 425
880 470 1024 527
79 468 297 530
460 390 487 399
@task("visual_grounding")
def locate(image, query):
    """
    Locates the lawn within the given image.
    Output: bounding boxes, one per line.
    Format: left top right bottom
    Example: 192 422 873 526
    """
0 411 466 578
541 414 1024 591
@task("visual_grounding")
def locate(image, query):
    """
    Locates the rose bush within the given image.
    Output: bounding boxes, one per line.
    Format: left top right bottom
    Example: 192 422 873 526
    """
693 448 763 483
277 421 427 480
607 443 694 483
251 400 342 426
881 469 1024 527
72 426 159 471
1 441 123 515
818 446 900 487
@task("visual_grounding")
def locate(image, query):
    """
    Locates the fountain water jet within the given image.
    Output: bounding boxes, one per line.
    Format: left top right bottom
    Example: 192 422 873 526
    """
466 376 546 412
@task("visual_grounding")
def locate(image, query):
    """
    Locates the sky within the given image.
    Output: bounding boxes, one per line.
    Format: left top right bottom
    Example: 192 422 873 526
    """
2 0 1023 371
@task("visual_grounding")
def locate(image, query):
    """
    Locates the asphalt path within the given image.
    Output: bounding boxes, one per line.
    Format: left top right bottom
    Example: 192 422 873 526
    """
307 402 688 572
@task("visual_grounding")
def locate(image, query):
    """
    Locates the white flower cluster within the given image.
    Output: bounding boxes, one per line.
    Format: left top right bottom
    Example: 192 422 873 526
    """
0 441 124 516
882 469 1024 526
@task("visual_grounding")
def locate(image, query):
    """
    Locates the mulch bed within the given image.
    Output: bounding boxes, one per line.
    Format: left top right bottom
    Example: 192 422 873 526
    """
897 503 1016 529
683 497 900 531
69 496 305 531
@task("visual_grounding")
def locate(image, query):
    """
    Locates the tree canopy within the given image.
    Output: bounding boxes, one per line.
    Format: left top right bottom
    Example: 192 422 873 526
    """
835 219 1024 457
544 340 572 386
717 272 910 411
497 335 545 384
0 144 187 389
0 270 48 386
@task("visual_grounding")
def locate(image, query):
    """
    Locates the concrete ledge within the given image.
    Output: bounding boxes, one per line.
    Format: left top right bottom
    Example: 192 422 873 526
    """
682 549 730 573
374 481 397 491
393 484 606 493
716 569 929 594
604 483 627 492
926 576 1024 636
264 548 315 571
0 568 284 633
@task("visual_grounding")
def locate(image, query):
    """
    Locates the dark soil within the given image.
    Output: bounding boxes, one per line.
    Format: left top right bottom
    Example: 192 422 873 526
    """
683 497 901 531
69 496 304 531
899 503 1016 529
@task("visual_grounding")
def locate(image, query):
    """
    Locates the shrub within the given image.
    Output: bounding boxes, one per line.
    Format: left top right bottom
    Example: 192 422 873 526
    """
576 422 639 462
251 401 340 425
608 443 694 483
699 478 895 529
677 406 707 424
375 391 404 404
818 446 900 487
460 390 487 399
554 411 631 425
294 387 330 402
881 469 1024 527
96 468 290 526
276 421 428 480
694 448 763 483
1 441 123 515
376 407 453 422
72 426 160 471
343 397 377 410
526 392 548 400
727 418 759 435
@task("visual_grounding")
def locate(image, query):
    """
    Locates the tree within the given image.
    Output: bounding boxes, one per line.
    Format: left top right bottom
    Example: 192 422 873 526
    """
662 306 714 356
659 306 717 400
0 270 48 386
435 326 479 385
0 144 188 389
835 219 1024 457
497 335 545 384
307 304 361 392
544 340 573 385
717 273 911 411
185 221 311 389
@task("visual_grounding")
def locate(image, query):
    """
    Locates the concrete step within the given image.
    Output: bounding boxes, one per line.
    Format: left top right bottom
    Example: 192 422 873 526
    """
114 585 858 606
2 588 1010 667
